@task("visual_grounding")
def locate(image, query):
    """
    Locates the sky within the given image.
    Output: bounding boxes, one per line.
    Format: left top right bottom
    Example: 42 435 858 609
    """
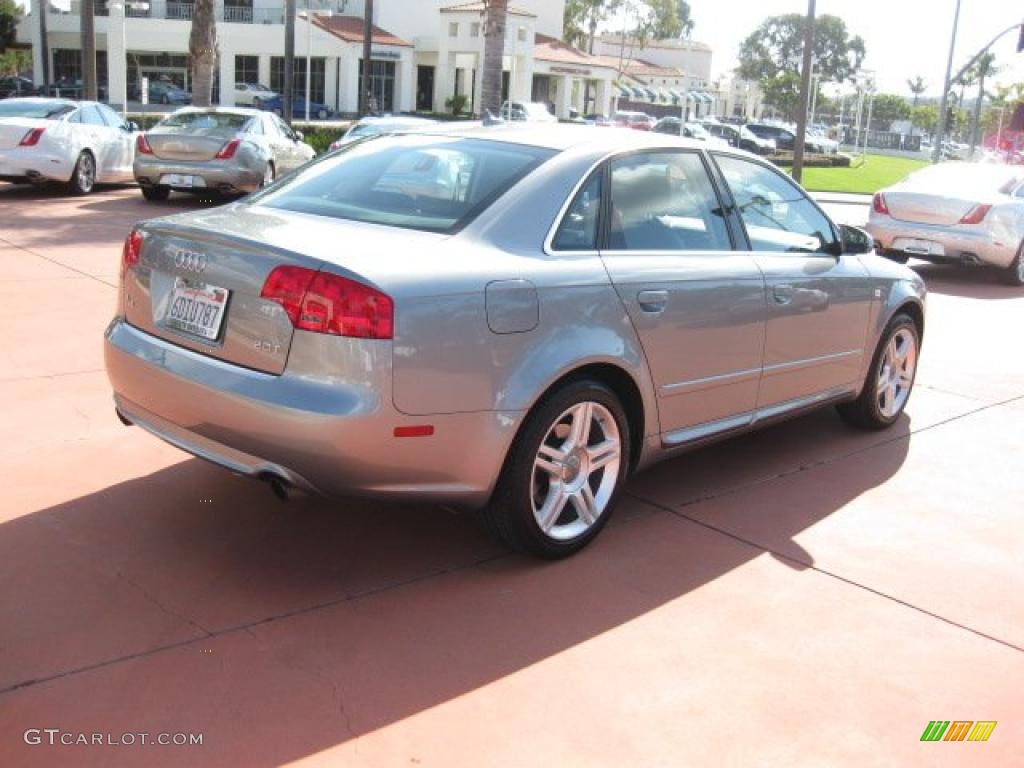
685 0 1024 97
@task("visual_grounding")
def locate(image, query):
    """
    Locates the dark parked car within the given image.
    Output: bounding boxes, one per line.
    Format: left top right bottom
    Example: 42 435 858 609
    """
705 122 775 155
746 123 796 151
0 76 39 99
259 95 332 120
135 81 192 105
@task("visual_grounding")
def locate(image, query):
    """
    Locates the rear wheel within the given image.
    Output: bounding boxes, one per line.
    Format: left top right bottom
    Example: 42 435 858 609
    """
1000 242 1024 286
67 151 96 195
837 313 919 430
484 380 630 559
316 108 329 120
259 163 275 189
141 185 170 202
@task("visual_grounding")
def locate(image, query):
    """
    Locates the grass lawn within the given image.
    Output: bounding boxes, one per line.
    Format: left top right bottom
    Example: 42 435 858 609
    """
797 154 930 195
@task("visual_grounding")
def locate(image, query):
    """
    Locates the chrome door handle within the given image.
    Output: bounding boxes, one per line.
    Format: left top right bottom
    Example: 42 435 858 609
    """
773 284 794 305
637 290 669 313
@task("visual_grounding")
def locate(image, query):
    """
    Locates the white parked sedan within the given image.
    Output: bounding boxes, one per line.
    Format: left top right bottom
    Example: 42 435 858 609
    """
867 161 1024 285
0 98 136 194
233 83 278 108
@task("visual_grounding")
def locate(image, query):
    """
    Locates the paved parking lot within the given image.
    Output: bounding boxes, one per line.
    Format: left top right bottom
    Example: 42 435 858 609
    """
1 183 1022 766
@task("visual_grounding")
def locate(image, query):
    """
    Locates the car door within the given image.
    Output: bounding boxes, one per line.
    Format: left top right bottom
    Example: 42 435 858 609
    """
71 106 112 177
711 153 873 411
261 114 296 172
95 103 135 181
588 149 768 440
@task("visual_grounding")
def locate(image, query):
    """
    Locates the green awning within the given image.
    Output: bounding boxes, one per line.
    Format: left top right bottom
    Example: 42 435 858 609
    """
696 92 713 104
643 88 657 101
630 86 645 99
657 88 672 103
615 84 631 98
669 88 684 105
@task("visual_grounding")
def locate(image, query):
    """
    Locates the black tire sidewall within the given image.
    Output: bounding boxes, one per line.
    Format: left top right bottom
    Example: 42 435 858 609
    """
860 314 919 427
492 379 631 558
69 152 94 195
141 185 169 201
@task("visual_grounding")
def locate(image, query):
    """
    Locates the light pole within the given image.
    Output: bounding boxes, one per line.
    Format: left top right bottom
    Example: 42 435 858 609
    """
109 1 150 117
933 0 963 163
298 7 332 122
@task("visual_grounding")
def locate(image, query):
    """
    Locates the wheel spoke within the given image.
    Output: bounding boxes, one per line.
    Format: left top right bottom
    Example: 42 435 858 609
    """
587 439 620 472
534 448 563 478
571 485 598 526
567 402 593 449
538 485 569 532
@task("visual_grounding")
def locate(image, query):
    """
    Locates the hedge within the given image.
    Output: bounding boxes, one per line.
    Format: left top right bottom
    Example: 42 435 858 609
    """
768 151 852 168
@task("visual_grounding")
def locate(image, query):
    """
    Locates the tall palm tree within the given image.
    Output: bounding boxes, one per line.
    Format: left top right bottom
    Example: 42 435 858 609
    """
968 53 997 156
189 0 218 107
480 0 507 117
80 0 96 99
907 76 926 109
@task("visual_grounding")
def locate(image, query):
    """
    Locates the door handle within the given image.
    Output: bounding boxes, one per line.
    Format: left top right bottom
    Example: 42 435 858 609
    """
773 284 794 305
637 290 669 313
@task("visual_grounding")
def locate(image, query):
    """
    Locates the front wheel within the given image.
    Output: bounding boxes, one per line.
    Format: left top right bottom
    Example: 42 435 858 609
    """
837 313 920 430
1000 242 1024 286
484 380 630 558
259 163 275 189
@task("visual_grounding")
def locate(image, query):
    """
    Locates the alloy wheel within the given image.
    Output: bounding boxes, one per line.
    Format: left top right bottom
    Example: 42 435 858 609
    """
77 153 95 193
876 328 917 418
531 401 622 541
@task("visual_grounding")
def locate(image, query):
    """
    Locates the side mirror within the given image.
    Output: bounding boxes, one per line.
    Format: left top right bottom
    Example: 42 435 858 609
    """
294 130 304 141
125 121 140 132
839 224 875 255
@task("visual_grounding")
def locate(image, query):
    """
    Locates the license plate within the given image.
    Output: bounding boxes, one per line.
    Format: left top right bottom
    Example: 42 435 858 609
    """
165 278 229 340
160 174 203 188
894 237 943 256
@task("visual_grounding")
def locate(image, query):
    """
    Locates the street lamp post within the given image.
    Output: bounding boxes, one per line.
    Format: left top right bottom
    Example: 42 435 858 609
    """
298 7 332 122
933 0 963 163
109 1 150 118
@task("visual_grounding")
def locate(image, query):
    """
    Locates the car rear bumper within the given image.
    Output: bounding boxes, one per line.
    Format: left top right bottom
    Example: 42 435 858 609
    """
0 148 74 183
866 215 1017 269
104 318 520 509
134 157 263 194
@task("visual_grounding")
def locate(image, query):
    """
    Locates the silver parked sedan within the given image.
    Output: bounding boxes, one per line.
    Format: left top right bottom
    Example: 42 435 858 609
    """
867 161 1024 285
134 107 316 200
105 125 926 558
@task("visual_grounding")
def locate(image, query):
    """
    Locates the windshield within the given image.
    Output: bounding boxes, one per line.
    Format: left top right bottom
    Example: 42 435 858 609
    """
0 100 75 119
254 136 555 234
157 111 252 131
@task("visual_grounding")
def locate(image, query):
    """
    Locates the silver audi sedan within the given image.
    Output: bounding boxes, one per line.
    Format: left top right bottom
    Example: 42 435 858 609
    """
867 161 1024 285
105 125 926 558
134 107 316 201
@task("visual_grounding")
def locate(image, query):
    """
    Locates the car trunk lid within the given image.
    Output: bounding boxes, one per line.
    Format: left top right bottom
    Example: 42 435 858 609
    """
883 190 982 226
0 117 47 150
145 127 238 161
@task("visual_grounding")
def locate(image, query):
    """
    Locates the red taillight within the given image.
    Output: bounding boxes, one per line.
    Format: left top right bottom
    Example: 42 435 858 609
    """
872 193 890 215
136 133 154 155
260 266 394 339
394 425 435 438
19 127 45 147
121 229 142 281
958 204 991 225
215 139 241 160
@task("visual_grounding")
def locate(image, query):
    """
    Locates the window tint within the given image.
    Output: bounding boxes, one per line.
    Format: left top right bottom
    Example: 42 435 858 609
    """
272 115 295 140
256 136 554 234
158 111 251 131
552 170 602 251
0 100 75 119
79 106 107 126
96 103 125 128
715 154 838 254
607 151 731 252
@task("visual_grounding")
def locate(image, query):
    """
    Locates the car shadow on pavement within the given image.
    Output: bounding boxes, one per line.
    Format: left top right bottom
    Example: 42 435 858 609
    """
912 262 1022 300
0 410 911 766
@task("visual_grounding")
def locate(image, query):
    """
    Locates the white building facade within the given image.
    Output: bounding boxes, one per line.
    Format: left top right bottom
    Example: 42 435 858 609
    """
17 0 623 119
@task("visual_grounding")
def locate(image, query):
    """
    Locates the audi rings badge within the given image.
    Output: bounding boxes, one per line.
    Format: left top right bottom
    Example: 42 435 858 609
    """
173 248 208 274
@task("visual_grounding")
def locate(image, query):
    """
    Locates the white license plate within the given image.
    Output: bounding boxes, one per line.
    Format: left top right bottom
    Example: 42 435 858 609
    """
894 237 943 256
165 278 230 340
160 174 203 188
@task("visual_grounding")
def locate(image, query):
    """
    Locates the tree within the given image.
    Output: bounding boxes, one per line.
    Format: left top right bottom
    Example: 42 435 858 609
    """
0 48 30 76
0 0 20 52
737 13 866 119
968 53 997 153
906 76 926 108
911 105 938 134
480 0 507 117
189 0 218 107
563 0 622 53
870 94 911 128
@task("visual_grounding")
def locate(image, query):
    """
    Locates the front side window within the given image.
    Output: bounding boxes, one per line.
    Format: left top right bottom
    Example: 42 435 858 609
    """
552 171 602 251
714 154 838 254
255 136 554 234
607 151 731 252
79 106 107 126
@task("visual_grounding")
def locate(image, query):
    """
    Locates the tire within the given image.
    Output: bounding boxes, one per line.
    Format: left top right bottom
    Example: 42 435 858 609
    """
1000 242 1024 286
259 163 275 189
141 185 170 202
837 313 920 430
161 94 170 105
484 379 631 559
881 249 910 265
317 108 329 120
67 151 96 195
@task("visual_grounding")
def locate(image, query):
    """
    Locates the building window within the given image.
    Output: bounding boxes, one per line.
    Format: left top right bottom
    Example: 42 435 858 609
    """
448 22 458 37
470 22 480 37
53 49 109 87
358 59 396 113
270 56 326 104
235 55 258 85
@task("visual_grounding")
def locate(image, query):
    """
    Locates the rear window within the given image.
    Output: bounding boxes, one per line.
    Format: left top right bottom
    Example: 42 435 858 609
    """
0 100 75 119
157 111 252 131
254 136 555 233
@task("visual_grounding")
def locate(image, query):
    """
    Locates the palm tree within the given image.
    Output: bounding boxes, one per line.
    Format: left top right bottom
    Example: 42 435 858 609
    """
189 0 218 107
480 0 507 117
968 53 997 156
80 0 97 99
907 76 926 109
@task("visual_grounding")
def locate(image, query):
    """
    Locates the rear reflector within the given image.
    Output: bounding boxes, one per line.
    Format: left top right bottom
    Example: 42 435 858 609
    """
958 204 991 225
261 266 394 339
394 425 435 438
136 134 154 155
19 127 45 147
872 193 890 215
215 139 241 160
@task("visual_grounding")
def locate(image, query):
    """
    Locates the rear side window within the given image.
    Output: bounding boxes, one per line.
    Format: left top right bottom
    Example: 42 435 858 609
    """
79 106 107 126
256 136 554 234
607 151 732 252
552 171 603 251
714 154 838 254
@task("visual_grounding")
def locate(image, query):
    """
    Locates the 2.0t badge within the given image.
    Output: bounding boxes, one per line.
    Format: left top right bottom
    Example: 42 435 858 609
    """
173 248 208 273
